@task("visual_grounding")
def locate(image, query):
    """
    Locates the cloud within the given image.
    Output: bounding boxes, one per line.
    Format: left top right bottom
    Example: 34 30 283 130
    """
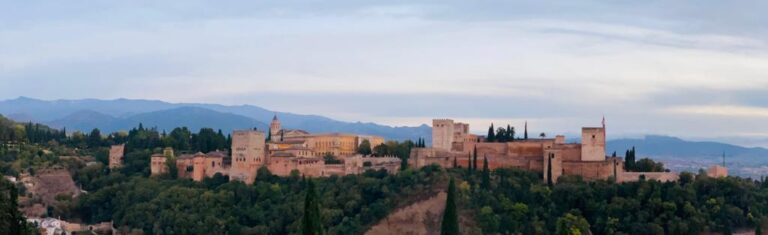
665 105 768 118
1 1 767 145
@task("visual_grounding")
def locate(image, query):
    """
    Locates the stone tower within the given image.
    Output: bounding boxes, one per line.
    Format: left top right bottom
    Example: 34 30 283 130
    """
109 144 125 169
270 115 281 138
580 126 606 161
432 119 455 151
230 130 266 184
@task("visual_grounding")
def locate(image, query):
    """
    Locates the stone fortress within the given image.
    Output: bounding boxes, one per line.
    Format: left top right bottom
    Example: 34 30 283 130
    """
104 116 727 184
108 115 401 184
410 119 681 183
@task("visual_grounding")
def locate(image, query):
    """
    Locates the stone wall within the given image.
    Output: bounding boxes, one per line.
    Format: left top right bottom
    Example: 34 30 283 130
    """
619 172 679 183
150 154 167 176
108 144 125 169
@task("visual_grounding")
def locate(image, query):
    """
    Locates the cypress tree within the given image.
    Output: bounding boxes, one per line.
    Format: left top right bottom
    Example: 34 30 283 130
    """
506 125 512 142
524 121 529 140
302 180 324 235
266 128 272 142
1 179 28 234
487 123 495 142
453 157 458 168
441 177 460 235
547 155 554 187
467 153 472 175
757 224 763 235
472 147 478 173
481 157 490 190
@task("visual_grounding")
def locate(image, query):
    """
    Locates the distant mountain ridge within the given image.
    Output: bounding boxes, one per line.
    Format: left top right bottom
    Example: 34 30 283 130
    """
0 97 431 141
607 135 768 164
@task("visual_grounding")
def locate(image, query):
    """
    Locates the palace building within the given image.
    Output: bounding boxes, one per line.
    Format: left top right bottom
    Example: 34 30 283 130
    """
149 115 396 183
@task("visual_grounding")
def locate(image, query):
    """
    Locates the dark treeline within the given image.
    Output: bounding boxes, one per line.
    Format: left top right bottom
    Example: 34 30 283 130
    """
624 147 666 172
0 115 231 154
460 164 768 235
0 115 67 144
486 123 526 143
372 140 414 169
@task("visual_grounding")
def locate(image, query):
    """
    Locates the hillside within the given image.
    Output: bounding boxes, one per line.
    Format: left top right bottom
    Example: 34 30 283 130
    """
0 97 431 141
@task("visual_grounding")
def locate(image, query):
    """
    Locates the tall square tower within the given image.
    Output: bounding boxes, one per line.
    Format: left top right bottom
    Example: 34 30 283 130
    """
109 144 125 169
432 119 455 151
231 130 266 184
580 127 606 161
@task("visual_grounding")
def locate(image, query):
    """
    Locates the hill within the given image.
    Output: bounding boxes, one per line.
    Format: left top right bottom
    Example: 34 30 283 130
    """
607 135 768 163
0 97 431 141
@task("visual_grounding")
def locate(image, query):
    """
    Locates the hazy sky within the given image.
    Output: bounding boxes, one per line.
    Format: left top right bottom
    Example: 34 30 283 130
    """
2 1 768 146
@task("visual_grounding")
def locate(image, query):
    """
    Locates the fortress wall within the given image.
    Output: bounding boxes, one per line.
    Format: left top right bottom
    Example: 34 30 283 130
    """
556 145 582 161
562 160 615 181
619 172 679 183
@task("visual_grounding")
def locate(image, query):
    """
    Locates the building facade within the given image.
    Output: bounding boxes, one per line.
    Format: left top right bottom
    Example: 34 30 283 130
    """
230 130 266 184
108 144 125 169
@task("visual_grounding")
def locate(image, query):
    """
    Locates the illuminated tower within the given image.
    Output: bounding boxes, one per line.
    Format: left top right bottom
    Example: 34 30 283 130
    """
270 115 281 139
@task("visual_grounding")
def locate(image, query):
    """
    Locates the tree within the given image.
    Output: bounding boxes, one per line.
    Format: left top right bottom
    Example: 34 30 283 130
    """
472 148 479 173
625 147 637 171
496 127 507 142
373 144 388 156
323 154 342 164
453 157 458 168
257 166 275 183
555 213 590 235
302 180 324 235
487 123 495 142
0 178 32 234
539 132 546 139
524 121 528 140
88 128 102 148
166 155 178 179
634 158 665 172
357 140 372 155
547 155 554 187
441 177 460 235
467 153 472 175
481 157 490 190
266 128 272 142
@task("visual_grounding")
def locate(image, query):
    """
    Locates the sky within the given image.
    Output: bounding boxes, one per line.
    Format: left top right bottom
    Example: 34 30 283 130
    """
1 1 768 146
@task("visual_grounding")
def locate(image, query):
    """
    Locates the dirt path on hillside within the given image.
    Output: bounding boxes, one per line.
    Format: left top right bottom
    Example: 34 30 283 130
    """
366 192 447 235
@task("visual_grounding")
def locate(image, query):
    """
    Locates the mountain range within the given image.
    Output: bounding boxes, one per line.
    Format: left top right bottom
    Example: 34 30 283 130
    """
0 97 432 141
607 135 768 164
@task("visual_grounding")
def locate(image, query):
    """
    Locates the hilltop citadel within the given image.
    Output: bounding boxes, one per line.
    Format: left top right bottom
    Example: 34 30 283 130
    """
109 116 712 184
